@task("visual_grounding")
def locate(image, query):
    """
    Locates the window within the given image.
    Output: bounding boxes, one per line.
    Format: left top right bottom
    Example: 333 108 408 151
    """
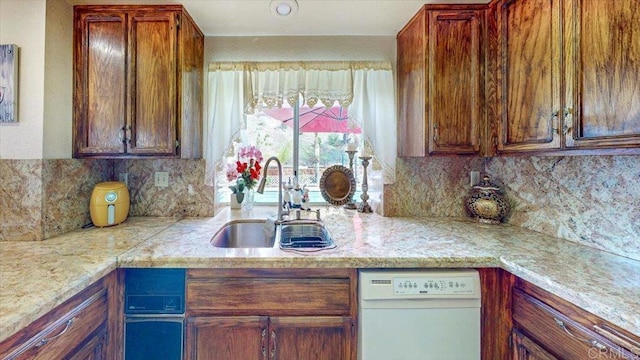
206 61 396 209
218 94 362 205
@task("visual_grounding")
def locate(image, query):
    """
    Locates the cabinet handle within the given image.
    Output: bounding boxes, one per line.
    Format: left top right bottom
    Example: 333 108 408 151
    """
125 125 132 144
433 123 439 143
270 330 276 358
261 328 267 359
35 318 74 348
562 108 573 135
593 325 640 356
551 110 559 134
554 317 607 351
118 127 126 144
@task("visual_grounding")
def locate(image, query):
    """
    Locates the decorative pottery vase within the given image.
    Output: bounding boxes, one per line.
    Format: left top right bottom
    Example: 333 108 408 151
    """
465 175 510 224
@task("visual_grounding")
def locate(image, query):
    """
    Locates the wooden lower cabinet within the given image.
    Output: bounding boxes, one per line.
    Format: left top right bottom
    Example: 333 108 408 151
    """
186 316 352 360
184 268 357 360
512 278 640 360
511 329 558 360
0 271 120 360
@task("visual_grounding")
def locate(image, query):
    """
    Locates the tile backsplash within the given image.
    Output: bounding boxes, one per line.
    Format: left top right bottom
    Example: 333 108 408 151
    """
113 159 214 217
2 155 638 263
1 158 213 241
384 155 640 262
486 155 640 261
0 160 45 241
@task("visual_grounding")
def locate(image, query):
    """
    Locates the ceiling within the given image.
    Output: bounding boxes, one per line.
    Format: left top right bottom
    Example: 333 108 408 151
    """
67 0 489 37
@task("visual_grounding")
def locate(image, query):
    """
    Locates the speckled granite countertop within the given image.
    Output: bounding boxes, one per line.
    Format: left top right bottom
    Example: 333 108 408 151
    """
1 207 639 343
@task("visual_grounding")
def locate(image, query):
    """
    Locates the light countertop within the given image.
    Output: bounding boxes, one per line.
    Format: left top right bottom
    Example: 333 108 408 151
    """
1 207 639 343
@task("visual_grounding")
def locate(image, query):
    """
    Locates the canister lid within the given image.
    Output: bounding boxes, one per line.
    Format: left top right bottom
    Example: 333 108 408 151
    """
94 181 127 190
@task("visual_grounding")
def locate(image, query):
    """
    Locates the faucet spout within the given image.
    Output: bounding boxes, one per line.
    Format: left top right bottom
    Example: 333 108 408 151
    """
256 156 286 221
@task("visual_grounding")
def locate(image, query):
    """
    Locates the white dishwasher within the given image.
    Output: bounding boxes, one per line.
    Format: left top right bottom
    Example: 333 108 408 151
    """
359 269 481 360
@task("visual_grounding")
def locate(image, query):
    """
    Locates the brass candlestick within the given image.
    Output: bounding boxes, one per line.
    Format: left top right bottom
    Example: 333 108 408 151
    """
344 150 357 209
357 156 373 213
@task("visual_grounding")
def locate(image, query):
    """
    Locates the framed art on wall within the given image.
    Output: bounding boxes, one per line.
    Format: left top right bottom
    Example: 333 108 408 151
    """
0 44 18 123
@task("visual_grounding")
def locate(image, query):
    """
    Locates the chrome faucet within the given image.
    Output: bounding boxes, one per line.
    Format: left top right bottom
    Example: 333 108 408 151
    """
256 156 289 222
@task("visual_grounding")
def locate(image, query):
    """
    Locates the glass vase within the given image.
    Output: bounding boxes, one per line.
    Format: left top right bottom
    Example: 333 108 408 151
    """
241 188 255 214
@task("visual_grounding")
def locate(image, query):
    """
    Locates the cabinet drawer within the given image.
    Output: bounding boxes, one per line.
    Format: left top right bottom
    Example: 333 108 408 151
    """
512 289 637 359
1 288 108 360
186 269 355 316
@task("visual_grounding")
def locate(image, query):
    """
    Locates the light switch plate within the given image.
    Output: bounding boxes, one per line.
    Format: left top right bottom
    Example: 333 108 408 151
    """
154 172 169 187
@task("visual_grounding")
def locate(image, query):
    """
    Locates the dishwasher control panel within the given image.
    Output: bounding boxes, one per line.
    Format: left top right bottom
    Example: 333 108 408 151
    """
393 276 475 295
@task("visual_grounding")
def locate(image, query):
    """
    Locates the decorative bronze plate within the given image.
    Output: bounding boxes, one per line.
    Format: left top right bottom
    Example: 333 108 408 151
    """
319 165 356 206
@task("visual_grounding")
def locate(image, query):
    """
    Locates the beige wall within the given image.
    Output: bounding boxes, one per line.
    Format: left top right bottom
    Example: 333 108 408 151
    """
0 0 47 159
43 0 73 159
205 36 396 63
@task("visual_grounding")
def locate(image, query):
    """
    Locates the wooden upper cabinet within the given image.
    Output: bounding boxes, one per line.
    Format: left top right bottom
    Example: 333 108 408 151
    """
398 5 486 157
73 5 203 159
127 11 177 156
564 0 640 150
74 11 127 156
493 0 562 153
491 0 640 154
397 8 426 157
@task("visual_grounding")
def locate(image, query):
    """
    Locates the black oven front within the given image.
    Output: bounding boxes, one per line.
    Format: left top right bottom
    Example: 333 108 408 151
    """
124 268 185 360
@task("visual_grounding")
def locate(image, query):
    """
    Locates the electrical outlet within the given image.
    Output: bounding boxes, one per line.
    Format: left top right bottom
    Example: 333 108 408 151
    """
470 171 480 187
118 173 129 187
154 172 169 187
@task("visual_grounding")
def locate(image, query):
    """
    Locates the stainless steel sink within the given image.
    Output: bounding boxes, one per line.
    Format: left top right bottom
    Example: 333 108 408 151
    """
210 220 277 248
279 222 335 249
210 219 335 250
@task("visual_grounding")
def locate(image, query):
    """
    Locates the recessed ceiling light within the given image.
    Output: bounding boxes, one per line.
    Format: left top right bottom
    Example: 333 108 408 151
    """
270 0 299 17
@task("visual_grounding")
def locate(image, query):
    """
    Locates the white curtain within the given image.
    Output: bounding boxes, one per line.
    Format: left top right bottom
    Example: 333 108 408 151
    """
204 66 245 185
350 66 397 184
205 61 397 185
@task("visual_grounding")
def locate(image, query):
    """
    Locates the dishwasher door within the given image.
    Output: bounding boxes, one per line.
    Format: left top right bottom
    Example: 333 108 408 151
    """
358 269 481 360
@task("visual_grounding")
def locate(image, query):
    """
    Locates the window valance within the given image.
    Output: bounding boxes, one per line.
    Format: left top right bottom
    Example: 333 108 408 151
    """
208 61 393 112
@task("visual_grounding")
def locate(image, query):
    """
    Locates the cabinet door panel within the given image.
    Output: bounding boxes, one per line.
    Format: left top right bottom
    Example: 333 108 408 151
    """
496 0 561 152
565 0 640 148
0 289 108 360
397 9 427 157
128 11 177 155
513 289 633 359
512 329 558 360
74 12 127 156
185 316 268 360
428 10 483 154
269 317 352 360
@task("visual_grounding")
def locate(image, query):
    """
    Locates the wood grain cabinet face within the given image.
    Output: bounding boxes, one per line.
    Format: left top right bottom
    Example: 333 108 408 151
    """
512 284 640 360
511 329 559 360
184 269 357 360
186 316 352 360
0 280 114 360
397 6 485 157
73 6 203 159
494 0 562 153
564 0 640 150
492 0 640 154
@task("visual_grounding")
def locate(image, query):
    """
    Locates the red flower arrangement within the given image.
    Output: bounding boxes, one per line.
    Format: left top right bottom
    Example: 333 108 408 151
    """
226 146 263 196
